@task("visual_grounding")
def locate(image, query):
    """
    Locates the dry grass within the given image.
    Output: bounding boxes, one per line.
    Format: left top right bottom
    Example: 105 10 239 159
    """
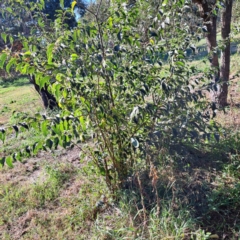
212 77 240 129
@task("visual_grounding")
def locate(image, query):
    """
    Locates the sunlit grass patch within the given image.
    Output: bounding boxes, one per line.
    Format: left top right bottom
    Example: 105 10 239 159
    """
0 77 42 125
0 128 45 158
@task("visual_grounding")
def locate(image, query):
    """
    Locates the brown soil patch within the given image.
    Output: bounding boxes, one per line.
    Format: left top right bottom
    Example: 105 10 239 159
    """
0 147 81 186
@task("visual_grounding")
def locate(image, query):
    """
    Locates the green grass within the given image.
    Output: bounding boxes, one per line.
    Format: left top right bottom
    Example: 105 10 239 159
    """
3 144 239 239
0 77 45 159
195 32 222 48
0 77 42 125
0 128 45 158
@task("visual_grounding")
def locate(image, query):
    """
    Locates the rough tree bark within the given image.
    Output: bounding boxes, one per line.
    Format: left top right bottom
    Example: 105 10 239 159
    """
218 0 233 106
200 1 219 69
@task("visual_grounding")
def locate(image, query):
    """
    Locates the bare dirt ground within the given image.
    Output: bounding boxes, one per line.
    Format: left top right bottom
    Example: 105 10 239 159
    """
217 76 240 127
0 147 81 185
0 147 87 239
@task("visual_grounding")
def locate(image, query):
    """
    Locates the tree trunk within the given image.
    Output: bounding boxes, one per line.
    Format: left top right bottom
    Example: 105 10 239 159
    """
193 0 233 106
193 0 220 102
206 15 222 104
218 0 233 106
29 75 58 110
193 0 219 68
205 15 219 70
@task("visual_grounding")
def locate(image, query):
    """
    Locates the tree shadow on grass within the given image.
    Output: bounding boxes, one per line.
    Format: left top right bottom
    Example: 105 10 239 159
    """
170 144 240 238
121 139 240 239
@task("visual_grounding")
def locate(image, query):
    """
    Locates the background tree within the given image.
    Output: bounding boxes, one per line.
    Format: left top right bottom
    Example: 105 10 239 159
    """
219 0 233 106
42 0 87 25
82 0 111 23
193 0 233 107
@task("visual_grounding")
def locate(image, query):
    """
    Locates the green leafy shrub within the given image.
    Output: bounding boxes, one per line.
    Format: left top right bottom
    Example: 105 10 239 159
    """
0 0 218 192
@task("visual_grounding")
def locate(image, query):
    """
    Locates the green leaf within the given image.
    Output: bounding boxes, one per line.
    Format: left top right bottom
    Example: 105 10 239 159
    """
53 83 61 100
6 58 16 73
32 142 38 153
0 128 6 143
33 142 43 154
28 66 35 74
176 61 185 67
6 7 13 13
71 0 77 13
41 121 48 136
1 33 7 43
162 0 168 6
6 156 13 168
13 125 19 137
63 120 69 130
0 53 7 69
108 17 113 29
47 43 55 64
14 152 22 161
35 72 43 86
0 157 5 166
56 73 65 82
80 116 86 131
53 137 59 149
46 139 53 149
63 89 68 98
53 124 61 135
57 120 63 131
24 51 32 56
73 30 77 42
40 76 51 89
60 0 64 9
21 63 30 74
71 54 78 61
38 18 45 28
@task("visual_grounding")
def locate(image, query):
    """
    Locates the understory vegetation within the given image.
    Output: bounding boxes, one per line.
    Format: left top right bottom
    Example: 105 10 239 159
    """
1 0 240 239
